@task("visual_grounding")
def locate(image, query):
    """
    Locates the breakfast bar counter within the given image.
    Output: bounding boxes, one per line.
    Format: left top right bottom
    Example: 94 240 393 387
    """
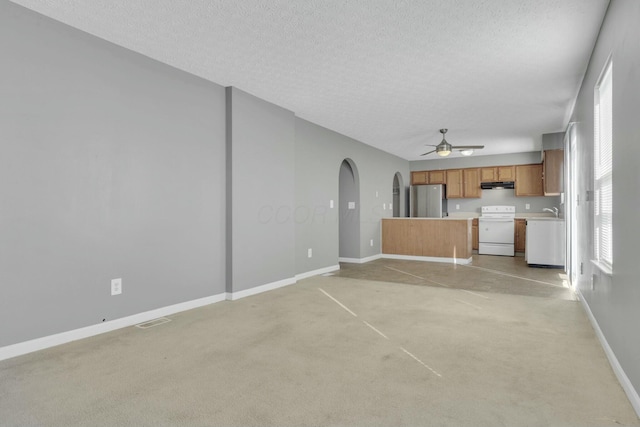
381 218 473 263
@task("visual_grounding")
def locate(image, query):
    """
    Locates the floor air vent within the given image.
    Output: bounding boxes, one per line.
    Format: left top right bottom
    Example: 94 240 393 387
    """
135 317 171 329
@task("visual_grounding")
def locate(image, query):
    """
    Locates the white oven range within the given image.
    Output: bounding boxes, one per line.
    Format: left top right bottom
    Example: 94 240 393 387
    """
478 205 515 256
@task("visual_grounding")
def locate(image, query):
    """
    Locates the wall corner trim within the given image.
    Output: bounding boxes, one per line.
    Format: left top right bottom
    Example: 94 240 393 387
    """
0 293 227 362
577 289 640 417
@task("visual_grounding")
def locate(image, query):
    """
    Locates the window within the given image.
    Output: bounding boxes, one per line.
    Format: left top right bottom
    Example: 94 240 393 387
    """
594 59 613 272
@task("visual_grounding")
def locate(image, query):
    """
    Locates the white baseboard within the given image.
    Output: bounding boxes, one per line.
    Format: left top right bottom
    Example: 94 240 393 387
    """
339 254 382 264
381 254 473 265
577 289 640 417
295 264 340 281
0 293 227 362
226 276 296 301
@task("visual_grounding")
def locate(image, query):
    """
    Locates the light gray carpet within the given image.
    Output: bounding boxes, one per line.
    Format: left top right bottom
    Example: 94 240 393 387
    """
1 259 638 426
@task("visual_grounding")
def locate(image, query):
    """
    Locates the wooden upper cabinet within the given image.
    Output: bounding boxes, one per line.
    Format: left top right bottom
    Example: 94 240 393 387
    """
480 166 516 182
543 149 564 196
515 164 544 196
498 166 515 181
428 170 446 184
411 171 428 185
446 169 463 198
480 167 498 182
481 166 515 182
463 168 482 198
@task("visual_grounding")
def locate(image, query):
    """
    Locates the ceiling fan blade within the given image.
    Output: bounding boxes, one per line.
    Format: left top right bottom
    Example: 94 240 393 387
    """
420 149 436 156
452 145 485 150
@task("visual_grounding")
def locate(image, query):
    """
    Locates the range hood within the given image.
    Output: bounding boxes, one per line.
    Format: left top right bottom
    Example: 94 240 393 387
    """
481 181 515 190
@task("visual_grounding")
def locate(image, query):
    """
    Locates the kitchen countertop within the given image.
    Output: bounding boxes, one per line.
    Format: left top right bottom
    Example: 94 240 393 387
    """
384 217 471 220
448 212 561 220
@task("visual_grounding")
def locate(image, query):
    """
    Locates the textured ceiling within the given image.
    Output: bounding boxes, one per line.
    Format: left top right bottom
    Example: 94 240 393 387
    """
10 0 609 160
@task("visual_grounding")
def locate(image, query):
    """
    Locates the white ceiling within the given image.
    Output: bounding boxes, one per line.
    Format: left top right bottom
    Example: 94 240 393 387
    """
10 0 609 160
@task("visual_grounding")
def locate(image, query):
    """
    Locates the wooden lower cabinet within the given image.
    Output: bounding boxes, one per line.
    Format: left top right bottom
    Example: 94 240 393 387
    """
382 218 472 259
472 218 479 250
515 219 526 252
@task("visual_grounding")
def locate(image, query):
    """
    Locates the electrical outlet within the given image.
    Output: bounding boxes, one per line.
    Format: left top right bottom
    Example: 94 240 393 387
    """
383 203 386 210
370 239 374 247
329 200 334 209
525 203 530 210
375 191 379 198
308 248 312 258
111 278 122 296
456 204 460 210
389 203 393 210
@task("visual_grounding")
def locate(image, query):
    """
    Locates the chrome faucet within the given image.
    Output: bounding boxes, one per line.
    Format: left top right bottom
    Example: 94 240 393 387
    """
543 207 559 217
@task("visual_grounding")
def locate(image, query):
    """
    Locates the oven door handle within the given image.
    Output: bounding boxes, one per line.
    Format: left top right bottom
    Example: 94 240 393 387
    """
479 218 515 222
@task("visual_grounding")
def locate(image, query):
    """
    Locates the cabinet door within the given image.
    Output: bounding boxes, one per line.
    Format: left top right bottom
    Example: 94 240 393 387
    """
543 150 564 196
428 170 446 184
515 164 543 196
498 166 515 181
446 169 463 198
411 171 428 185
472 218 479 250
463 168 482 198
481 167 497 182
514 219 526 252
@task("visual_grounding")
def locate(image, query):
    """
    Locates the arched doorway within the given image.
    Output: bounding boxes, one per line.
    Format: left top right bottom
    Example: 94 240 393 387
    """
392 172 404 217
339 159 360 260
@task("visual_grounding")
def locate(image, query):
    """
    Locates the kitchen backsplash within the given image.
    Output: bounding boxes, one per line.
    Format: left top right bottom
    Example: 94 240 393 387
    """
445 188 561 216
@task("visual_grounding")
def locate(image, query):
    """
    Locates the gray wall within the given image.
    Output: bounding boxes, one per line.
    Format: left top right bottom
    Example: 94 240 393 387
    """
0 2 226 346
410 151 543 171
569 0 640 401
411 152 561 216
226 87 296 292
294 118 410 273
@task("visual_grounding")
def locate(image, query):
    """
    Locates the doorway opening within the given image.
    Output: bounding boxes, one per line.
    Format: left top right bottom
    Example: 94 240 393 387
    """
392 172 404 217
339 159 360 260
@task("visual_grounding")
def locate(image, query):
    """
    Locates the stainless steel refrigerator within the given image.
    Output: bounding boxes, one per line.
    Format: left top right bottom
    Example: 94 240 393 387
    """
410 184 448 218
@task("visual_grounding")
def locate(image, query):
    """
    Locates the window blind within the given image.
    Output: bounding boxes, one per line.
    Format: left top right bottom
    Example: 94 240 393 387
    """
594 60 613 270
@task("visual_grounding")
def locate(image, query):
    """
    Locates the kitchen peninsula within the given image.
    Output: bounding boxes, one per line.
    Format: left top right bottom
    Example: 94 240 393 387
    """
381 218 473 264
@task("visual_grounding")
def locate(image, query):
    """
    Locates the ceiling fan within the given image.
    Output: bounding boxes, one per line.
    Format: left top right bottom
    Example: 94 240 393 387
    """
420 129 485 157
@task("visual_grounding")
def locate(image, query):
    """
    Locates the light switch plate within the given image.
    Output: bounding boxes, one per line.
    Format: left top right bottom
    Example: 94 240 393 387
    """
525 203 530 210
308 248 312 258
111 278 122 296
348 202 355 209
329 200 334 209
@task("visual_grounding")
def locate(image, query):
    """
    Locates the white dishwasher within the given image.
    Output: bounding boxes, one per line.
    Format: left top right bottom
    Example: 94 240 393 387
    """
526 218 566 267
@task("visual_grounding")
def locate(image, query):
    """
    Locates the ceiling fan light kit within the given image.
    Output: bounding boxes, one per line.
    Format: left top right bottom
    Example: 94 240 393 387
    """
420 128 485 157
436 144 451 157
